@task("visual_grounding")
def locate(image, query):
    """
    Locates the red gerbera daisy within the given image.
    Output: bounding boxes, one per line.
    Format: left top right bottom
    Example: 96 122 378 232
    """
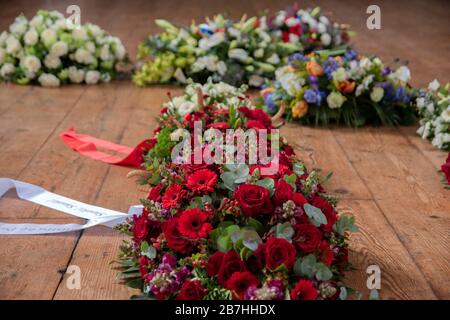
162 184 185 209
226 271 260 300
186 169 218 193
178 208 212 239
290 279 318 300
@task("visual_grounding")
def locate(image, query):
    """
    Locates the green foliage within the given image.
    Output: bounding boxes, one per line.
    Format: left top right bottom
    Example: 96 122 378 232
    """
304 203 328 227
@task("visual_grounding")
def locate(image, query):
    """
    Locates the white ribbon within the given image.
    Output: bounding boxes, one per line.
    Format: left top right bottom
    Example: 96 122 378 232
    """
0 178 142 235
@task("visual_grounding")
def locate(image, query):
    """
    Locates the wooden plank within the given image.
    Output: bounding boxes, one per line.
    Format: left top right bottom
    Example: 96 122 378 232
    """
333 127 450 299
342 199 437 300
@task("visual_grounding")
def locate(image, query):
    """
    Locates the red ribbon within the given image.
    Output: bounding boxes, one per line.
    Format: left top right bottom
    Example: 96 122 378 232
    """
59 128 153 168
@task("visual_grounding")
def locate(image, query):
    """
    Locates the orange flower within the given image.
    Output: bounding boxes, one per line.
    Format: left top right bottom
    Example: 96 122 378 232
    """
338 80 356 94
292 101 308 119
335 56 343 64
306 61 324 77
260 87 274 98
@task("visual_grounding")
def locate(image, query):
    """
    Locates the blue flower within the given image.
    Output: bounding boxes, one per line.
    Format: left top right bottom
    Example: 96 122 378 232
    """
288 53 307 64
304 89 322 105
394 86 410 104
344 49 357 61
323 57 339 80
379 82 395 101
264 93 278 111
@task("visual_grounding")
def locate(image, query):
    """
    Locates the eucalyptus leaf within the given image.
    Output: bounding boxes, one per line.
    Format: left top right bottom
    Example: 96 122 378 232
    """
217 235 232 252
304 203 327 227
315 262 333 281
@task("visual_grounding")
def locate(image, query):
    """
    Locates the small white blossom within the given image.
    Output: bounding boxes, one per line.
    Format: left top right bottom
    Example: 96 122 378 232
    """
38 73 60 87
85 70 101 84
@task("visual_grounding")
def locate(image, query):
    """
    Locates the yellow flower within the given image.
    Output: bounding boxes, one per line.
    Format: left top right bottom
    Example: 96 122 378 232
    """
292 100 308 119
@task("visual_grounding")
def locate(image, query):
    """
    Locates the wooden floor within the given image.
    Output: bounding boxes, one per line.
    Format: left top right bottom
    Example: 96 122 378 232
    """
0 0 449 300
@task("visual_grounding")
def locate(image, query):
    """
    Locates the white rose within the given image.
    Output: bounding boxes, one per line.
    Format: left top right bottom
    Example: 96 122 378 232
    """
320 33 331 46
6 36 21 55
254 48 264 58
100 44 113 61
85 41 96 53
391 66 411 84
332 67 347 82
370 87 384 102
199 32 224 51
0 49 5 64
274 12 286 26
68 67 85 83
359 57 373 71
432 133 444 148
428 79 440 91
49 11 64 20
24 28 39 46
426 102 435 114
89 24 103 37
72 28 88 41
22 55 41 74
317 22 327 34
177 101 196 116
29 15 44 28
168 96 186 110
50 41 69 57
327 91 346 109
44 54 61 69
228 48 249 61
0 31 8 46
355 84 364 97
10 19 28 36
415 97 425 109
280 73 304 96
228 27 241 39
441 107 450 122
38 73 60 87
113 41 126 60
319 16 330 25
0 63 15 77
85 70 100 84
249 75 264 87
266 53 280 65
52 19 68 30
41 29 57 46
75 48 94 64
216 61 227 76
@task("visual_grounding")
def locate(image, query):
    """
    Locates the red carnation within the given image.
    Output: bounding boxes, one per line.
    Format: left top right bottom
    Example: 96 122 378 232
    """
162 184 186 209
207 122 230 130
256 237 296 270
319 240 334 266
177 280 207 300
218 250 246 286
234 184 273 217
293 193 308 206
162 218 194 254
131 209 149 243
273 179 294 206
441 153 450 184
178 208 212 239
186 169 218 193
311 196 337 233
246 120 266 130
226 272 260 300
293 223 322 253
207 251 225 277
238 107 272 128
290 279 318 300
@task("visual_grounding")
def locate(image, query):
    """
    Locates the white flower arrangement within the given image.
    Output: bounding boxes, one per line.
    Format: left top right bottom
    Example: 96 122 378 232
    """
0 10 128 87
416 80 450 150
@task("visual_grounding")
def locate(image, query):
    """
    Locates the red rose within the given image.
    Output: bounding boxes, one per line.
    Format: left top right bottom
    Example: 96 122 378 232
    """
273 179 294 206
178 208 212 239
319 240 334 266
292 193 308 206
442 153 450 184
162 218 194 254
186 169 218 194
290 279 318 300
147 219 162 239
256 237 296 270
250 163 293 180
293 223 322 253
218 250 246 286
311 196 337 233
177 280 207 300
139 255 150 279
226 272 260 300
207 251 225 277
131 209 149 243
162 183 186 209
147 183 162 202
238 107 272 128
234 184 273 217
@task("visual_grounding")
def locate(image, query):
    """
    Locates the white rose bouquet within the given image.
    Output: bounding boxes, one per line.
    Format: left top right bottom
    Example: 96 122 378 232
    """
416 80 450 150
0 10 128 87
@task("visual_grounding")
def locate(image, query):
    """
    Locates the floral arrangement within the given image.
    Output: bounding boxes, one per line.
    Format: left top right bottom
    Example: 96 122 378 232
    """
0 10 128 87
416 80 450 150
133 15 299 88
259 49 417 126
115 81 358 300
261 6 350 52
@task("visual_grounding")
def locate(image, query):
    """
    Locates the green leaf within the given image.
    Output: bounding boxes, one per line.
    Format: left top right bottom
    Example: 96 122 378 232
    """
304 203 328 227
369 289 379 300
241 229 262 251
217 234 232 252
339 287 348 300
275 222 294 241
126 278 144 289
255 178 275 195
293 162 305 176
283 173 297 189
315 262 333 281
333 215 359 235
246 218 264 235
294 254 316 279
